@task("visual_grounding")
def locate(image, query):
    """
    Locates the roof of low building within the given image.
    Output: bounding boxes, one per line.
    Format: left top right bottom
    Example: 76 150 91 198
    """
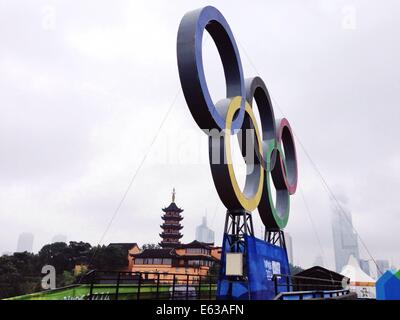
295 266 345 281
178 240 213 249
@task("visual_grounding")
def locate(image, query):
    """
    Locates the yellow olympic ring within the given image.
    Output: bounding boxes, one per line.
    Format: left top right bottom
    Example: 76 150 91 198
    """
209 97 264 212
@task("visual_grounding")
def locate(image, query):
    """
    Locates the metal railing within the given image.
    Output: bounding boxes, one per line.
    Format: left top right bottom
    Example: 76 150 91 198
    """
274 289 351 300
272 273 351 300
81 270 218 300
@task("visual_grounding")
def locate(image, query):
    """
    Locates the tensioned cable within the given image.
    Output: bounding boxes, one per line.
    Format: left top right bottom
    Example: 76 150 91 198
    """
299 187 327 266
237 40 381 273
83 89 181 275
293 135 382 274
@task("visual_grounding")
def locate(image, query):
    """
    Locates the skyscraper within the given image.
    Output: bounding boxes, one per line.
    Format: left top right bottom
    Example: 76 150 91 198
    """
359 259 371 276
376 260 390 276
16 232 34 253
331 200 359 273
195 216 215 244
368 260 379 279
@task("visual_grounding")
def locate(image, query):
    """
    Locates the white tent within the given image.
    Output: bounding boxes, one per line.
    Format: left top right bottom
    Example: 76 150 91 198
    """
340 255 376 299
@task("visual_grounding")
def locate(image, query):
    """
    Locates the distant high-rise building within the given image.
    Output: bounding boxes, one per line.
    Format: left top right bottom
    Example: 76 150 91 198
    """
52 234 67 243
376 260 390 276
359 259 371 276
368 260 379 280
195 216 215 244
331 200 359 273
16 232 34 253
284 232 294 265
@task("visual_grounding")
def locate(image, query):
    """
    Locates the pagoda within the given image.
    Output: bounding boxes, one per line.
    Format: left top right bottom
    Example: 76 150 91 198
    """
159 188 184 248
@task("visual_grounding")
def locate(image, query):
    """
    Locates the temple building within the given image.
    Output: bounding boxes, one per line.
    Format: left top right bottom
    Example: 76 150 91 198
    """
131 241 220 282
130 189 221 282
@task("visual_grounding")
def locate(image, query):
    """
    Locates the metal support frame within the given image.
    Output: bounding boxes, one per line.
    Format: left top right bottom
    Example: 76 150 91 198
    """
223 209 254 299
224 210 254 247
264 229 287 252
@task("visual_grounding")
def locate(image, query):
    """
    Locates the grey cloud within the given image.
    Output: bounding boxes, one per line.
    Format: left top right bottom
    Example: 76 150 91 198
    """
0 0 399 269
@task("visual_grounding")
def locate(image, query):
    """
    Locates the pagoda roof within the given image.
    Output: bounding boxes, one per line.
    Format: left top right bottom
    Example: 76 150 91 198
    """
161 215 183 221
160 224 183 230
162 202 183 213
159 233 183 239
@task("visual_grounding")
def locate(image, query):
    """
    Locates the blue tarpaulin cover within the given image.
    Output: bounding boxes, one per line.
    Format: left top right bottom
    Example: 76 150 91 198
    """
217 234 290 300
376 270 400 300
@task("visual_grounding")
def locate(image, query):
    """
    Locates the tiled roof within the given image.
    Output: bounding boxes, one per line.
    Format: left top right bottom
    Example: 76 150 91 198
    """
178 240 213 249
162 202 183 213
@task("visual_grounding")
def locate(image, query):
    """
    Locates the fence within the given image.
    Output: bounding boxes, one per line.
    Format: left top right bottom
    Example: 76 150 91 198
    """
81 270 218 300
272 273 351 300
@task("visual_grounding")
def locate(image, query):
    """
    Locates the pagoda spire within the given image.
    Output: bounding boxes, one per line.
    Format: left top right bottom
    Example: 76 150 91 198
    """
172 187 176 203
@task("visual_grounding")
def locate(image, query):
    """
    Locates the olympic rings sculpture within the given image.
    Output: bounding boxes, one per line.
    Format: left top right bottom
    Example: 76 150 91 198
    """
177 6 298 230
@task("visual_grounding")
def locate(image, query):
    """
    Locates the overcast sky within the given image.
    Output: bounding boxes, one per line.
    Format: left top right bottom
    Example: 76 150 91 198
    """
1 0 399 270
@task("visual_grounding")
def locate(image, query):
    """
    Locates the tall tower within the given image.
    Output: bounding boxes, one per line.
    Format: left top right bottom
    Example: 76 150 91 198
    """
195 216 215 244
16 232 34 252
331 198 359 273
159 188 183 248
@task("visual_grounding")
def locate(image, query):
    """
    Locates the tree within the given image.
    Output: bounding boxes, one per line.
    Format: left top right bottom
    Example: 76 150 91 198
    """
89 245 127 270
0 253 41 299
38 242 70 273
0 240 126 298
38 241 92 274
142 243 161 250
289 263 304 275
11 252 40 275
0 256 22 298
61 271 76 287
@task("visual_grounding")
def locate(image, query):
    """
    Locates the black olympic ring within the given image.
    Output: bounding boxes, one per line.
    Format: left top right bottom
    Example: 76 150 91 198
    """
177 6 298 230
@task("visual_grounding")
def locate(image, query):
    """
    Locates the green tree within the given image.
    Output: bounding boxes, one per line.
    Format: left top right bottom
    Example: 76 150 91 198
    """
38 242 70 273
38 241 92 274
0 256 21 298
289 263 304 275
0 240 127 299
0 253 41 299
60 270 76 287
142 243 161 250
89 245 127 270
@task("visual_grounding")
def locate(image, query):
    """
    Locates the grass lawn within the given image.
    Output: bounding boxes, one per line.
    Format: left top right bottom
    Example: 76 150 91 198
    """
6 284 217 300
